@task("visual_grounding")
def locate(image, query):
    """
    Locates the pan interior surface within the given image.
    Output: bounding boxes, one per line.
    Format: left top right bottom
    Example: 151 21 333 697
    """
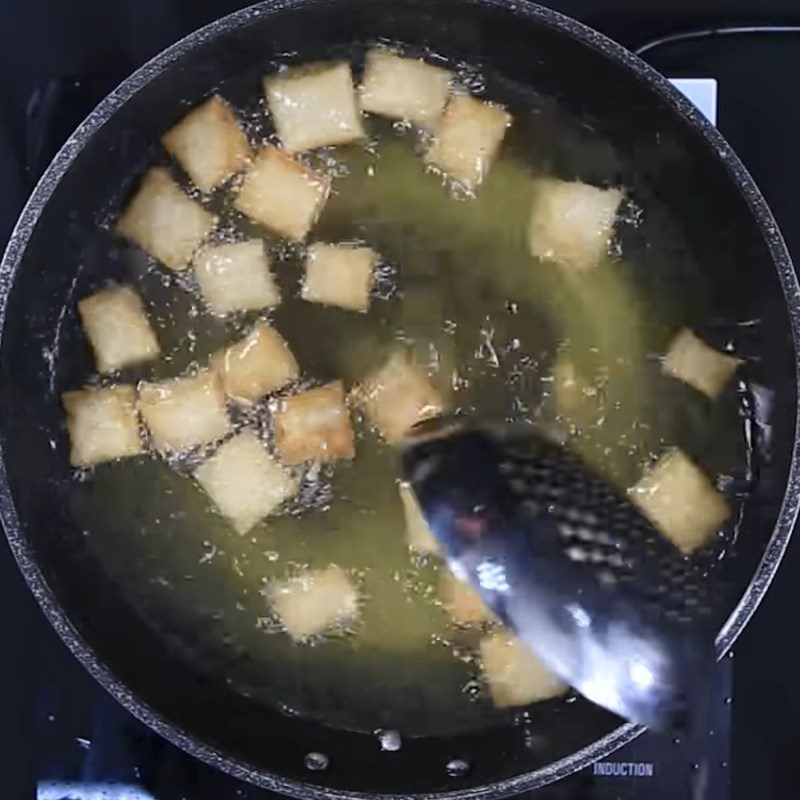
0 0 796 795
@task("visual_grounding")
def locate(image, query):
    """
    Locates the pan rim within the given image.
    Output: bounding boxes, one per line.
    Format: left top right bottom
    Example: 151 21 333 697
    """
0 0 798 796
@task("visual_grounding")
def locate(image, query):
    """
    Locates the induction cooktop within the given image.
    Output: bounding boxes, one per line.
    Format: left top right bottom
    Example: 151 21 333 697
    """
2 4 800 799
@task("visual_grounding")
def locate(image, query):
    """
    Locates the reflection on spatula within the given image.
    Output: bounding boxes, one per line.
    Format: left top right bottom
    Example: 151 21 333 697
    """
401 418 715 730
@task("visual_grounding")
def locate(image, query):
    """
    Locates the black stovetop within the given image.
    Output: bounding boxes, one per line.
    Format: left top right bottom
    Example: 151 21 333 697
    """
2 3 800 799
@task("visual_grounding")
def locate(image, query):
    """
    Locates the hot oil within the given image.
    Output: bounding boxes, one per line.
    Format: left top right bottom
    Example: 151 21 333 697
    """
64 62 746 737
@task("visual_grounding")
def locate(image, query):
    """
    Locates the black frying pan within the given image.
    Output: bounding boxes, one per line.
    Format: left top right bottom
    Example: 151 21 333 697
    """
1 0 799 796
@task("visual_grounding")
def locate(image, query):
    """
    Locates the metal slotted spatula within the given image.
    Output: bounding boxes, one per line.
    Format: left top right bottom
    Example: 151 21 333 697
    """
401 420 716 731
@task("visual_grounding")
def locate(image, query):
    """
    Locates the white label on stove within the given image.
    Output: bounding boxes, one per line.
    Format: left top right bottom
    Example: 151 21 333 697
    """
593 760 655 778
669 78 718 126
38 781 157 799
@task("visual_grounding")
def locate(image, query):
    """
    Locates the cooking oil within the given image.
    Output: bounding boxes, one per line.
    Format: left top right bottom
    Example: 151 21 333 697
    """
62 61 745 737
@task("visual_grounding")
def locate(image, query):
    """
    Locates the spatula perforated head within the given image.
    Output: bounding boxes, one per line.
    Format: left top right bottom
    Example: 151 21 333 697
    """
403 421 716 730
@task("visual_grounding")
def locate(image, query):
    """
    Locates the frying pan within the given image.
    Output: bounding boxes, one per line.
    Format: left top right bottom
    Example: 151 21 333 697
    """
1 0 799 796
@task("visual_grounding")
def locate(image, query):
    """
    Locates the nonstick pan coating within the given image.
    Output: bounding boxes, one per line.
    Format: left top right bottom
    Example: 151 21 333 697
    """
1 0 799 796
